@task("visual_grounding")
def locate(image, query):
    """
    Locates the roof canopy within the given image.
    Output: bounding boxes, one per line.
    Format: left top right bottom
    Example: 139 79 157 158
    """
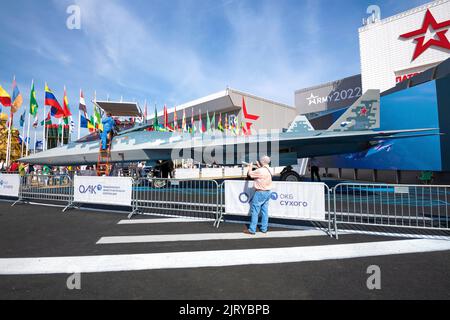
94 101 142 117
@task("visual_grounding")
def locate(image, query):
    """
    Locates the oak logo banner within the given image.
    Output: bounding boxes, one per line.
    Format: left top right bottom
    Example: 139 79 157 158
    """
74 176 133 206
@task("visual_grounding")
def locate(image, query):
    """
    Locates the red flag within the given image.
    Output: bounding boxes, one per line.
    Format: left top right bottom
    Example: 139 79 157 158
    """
164 105 168 129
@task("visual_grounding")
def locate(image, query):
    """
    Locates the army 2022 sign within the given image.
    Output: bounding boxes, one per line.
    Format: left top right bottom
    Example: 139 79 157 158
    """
225 181 326 221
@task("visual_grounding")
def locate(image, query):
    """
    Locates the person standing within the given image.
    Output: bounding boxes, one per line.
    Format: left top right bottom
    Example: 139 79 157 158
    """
244 156 273 235
101 113 115 150
310 157 321 182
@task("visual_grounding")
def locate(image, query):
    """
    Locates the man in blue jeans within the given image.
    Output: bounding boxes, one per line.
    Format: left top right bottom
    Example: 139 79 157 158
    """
244 156 273 235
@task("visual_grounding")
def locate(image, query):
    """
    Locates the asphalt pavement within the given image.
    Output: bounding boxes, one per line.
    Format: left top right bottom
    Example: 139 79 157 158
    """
0 201 449 300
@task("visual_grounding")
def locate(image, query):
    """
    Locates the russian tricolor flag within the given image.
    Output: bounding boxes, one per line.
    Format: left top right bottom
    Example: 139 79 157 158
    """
45 84 65 118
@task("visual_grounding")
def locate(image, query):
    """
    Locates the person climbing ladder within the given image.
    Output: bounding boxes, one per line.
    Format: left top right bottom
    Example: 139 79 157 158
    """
101 113 116 150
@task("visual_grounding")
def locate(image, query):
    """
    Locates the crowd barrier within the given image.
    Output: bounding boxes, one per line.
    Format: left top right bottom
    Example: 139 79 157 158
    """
130 178 221 223
3 173 450 239
12 173 74 211
333 183 450 234
217 181 335 236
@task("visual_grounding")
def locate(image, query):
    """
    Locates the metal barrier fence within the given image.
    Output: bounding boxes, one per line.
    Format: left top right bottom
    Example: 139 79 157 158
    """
217 181 336 236
130 178 221 224
13 173 74 211
333 183 450 233
5 174 449 238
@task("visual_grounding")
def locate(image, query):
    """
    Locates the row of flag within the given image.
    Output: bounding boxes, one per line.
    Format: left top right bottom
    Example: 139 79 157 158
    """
149 104 249 135
0 78 252 144
0 79 73 129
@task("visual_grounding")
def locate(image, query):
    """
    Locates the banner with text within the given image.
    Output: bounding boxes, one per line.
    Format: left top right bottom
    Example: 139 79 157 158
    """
74 176 133 206
225 181 326 221
0 174 20 197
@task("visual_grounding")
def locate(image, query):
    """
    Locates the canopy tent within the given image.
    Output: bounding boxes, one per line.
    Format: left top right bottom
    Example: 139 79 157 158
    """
93 101 142 117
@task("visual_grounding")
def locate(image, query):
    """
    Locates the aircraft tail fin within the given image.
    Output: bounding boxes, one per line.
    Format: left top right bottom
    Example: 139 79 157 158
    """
327 89 380 132
287 115 315 133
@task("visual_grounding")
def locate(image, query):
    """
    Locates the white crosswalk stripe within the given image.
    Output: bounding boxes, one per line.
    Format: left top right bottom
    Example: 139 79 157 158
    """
118 218 214 225
2 239 450 275
2 215 449 276
97 230 330 244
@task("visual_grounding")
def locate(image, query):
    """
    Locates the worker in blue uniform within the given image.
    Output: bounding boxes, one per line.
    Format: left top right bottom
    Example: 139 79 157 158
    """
101 113 116 150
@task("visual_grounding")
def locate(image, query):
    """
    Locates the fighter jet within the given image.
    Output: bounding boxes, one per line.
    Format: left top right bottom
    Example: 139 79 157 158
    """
21 89 438 179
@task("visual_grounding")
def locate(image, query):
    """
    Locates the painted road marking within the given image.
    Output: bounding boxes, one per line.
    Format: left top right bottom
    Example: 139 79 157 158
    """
118 218 214 225
1 239 450 275
96 230 329 244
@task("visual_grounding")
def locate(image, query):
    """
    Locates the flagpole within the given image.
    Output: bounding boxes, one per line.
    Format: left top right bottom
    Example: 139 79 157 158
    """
21 110 27 157
21 113 25 157
33 125 37 154
5 109 12 167
78 89 81 140
25 80 34 157
5 76 15 167
43 83 46 151
25 108 31 156
61 86 65 147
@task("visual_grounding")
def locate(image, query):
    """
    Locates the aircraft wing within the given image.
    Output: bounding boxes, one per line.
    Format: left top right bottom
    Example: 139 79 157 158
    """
274 128 439 159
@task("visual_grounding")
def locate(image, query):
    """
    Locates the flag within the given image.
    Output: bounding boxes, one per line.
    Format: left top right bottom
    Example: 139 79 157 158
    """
0 84 11 107
182 109 187 132
70 118 75 133
153 105 159 131
11 78 23 113
30 81 38 116
174 107 178 131
35 140 43 150
88 116 95 132
45 84 65 118
19 110 26 127
211 112 216 131
163 105 169 130
32 115 39 128
225 113 229 132
41 112 52 126
241 121 246 136
190 108 195 133
79 90 87 118
94 106 103 131
233 117 240 135
199 109 204 133
80 115 89 128
206 110 211 132
143 100 148 124
62 87 72 124
218 113 224 132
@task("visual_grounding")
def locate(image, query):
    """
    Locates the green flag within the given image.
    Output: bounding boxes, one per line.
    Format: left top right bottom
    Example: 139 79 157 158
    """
41 112 52 126
211 112 216 131
206 110 211 132
217 114 224 132
30 81 38 116
154 106 159 130
94 106 102 124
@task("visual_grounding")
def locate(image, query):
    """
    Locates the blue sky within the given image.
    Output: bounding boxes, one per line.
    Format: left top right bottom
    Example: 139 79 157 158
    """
0 0 429 135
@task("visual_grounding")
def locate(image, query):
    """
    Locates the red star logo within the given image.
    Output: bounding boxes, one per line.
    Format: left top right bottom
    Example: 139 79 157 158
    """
399 9 450 61
360 107 368 116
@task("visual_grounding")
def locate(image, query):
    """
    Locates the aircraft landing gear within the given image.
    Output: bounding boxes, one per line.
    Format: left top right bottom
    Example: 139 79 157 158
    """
280 166 302 182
